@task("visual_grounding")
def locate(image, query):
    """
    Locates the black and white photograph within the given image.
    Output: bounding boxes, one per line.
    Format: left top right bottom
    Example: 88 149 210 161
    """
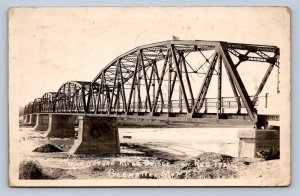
8 7 291 186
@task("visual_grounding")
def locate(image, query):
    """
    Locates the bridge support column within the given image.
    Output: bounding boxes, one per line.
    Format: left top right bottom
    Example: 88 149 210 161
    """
43 114 76 138
238 128 280 158
25 115 30 123
22 115 26 124
22 115 27 124
28 114 37 125
69 116 120 154
33 114 50 132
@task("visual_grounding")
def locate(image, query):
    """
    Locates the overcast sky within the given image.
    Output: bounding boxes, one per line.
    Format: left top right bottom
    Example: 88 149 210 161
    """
9 7 290 114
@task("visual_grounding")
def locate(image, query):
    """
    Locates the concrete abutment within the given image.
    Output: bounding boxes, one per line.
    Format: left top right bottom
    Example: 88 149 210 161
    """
238 128 280 158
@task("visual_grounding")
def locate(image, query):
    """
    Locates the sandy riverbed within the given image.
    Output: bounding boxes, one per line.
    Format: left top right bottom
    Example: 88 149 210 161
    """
18 126 279 180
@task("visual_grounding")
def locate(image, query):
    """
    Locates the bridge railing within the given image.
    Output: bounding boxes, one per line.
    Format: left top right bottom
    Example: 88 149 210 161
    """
24 95 261 115
89 96 260 114
128 96 259 111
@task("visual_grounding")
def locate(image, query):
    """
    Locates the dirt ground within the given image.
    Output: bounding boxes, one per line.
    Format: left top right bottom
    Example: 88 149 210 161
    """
18 126 280 180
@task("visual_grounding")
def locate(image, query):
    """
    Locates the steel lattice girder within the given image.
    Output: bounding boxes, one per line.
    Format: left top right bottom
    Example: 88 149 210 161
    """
53 81 91 113
33 98 42 113
26 40 280 123
89 40 279 121
41 92 57 113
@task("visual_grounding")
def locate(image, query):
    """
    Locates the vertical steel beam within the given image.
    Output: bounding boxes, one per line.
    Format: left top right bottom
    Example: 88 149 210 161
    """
63 84 66 112
95 80 102 114
137 54 142 112
133 86 136 112
168 50 172 113
100 73 105 113
105 85 111 112
265 93 268 108
179 54 182 113
204 99 207 113
81 86 88 113
96 77 101 113
277 67 280 94
217 55 222 114
152 68 155 107
86 84 92 113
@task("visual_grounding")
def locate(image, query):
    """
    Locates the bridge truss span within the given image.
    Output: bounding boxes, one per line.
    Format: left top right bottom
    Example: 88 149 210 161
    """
24 40 280 127
90 40 280 123
54 81 92 113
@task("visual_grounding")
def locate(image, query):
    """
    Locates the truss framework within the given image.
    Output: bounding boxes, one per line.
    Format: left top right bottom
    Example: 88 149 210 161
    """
24 40 280 124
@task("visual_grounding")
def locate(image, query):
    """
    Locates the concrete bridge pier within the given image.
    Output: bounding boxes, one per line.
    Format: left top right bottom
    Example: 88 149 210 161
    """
43 114 76 138
22 115 28 124
22 115 26 124
28 114 37 125
26 115 30 123
69 116 120 154
33 114 50 132
238 128 280 158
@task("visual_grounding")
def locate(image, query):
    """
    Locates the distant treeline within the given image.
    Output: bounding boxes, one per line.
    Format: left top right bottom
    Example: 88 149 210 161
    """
19 106 24 116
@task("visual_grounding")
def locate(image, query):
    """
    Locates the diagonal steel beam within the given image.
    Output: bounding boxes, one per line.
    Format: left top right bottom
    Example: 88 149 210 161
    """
218 42 257 121
113 82 121 112
169 71 177 100
171 45 191 113
108 64 118 114
152 61 164 105
137 54 142 112
180 51 194 106
127 51 140 112
140 50 152 110
118 60 128 112
151 50 169 113
224 62 241 113
100 73 105 112
144 63 154 110
252 63 274 105
191 52 219 114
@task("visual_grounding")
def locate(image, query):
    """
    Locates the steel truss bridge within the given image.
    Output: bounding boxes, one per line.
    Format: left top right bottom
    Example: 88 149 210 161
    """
23 40 280 127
